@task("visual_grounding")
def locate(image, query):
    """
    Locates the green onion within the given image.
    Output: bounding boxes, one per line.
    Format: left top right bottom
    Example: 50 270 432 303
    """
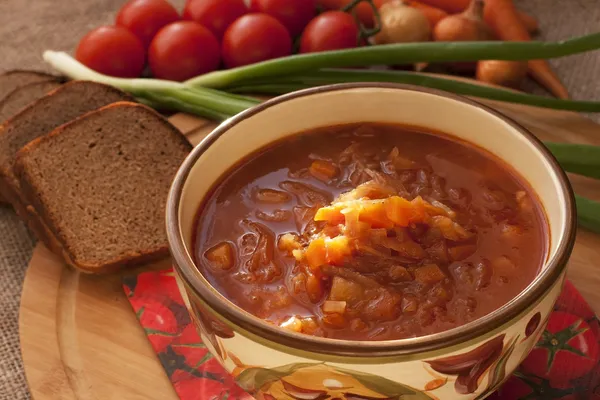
545 143 600 180
43 51 183 93
228 69 600 112
42 51 600 232
187 32 600 88
576 195 600 233
43 51 258 121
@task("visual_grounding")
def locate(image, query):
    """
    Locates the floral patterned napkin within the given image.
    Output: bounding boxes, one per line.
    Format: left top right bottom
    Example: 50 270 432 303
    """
123 270 600 400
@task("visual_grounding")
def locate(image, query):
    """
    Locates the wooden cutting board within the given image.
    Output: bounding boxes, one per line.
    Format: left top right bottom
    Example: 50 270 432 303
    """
19 96 600 400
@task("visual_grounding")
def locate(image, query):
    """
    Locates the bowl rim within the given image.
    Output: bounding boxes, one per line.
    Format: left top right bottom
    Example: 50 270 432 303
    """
166 82 577 357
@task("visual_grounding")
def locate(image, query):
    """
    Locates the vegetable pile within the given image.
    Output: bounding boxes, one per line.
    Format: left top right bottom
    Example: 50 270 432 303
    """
72 0 576 95
45 0 600 233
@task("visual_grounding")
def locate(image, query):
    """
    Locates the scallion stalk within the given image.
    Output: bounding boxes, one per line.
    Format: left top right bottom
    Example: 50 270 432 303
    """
228 69 600 112
43 51 259 121
187 32 600 88
545 143 600 180
576 195 600 233
42 51 600 232
43 51 183 93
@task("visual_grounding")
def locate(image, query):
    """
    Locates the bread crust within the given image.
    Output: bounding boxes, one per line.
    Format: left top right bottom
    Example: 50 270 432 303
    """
14 101 191 274
0 70 62 99
0 80 63 203
0 80 132 206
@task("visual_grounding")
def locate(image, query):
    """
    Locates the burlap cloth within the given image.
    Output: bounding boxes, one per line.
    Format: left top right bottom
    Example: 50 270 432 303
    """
0 0 598 398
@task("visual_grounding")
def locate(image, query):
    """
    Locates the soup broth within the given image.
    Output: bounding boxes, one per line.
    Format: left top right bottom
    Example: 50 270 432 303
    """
193 123 547 341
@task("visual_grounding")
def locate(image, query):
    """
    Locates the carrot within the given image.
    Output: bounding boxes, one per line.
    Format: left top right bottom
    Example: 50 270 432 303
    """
404 0 448 27
415 0 539 33
412 0 469 13
483 0 569 99
518 11 539 34
319 0 537 34
319 0 447 29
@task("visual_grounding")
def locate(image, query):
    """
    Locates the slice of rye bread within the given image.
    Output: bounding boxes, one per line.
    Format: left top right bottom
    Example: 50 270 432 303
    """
0 70 60 100
0 80 133 208
0 80 62 204
14 102 192 273
0 80 63 125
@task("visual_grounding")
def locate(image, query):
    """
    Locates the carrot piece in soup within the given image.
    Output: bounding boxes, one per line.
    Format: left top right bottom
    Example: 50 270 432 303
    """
205 242 235 270
414 264 446 284
309 160 339 181
305 271 324 303
305 237 327 269
314 205 345 224
325 236 352 265
359 200 393 229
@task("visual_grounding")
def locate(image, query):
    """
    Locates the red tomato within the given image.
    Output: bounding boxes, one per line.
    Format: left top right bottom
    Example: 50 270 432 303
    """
182 0 248 39
148 21 220 81
75 26 145 78
521 311 600 385
222 14 292 68
554 280 596 320
115 0 179 48
299 11 359 53
317 0 386 28
249 0 317 37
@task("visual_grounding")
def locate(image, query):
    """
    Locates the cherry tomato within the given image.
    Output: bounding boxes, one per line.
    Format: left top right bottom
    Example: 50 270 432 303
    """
249 0 317 37
115 0 179 48
75 26 145 78
521 311 600 385
318 0 385 28
222 13 292 68
148 21 220 81
182 0 248 39
299 11 359 53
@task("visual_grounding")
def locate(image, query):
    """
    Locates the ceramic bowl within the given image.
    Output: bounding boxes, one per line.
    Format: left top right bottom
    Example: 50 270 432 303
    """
166 83 577 400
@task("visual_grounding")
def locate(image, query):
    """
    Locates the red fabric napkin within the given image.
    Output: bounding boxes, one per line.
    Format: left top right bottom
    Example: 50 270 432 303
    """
123 270 600 400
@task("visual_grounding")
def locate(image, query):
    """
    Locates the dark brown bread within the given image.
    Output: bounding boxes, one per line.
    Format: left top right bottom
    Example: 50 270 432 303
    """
0 80 133 206
0 70 59 101
0 80 62 124
15 102 192 273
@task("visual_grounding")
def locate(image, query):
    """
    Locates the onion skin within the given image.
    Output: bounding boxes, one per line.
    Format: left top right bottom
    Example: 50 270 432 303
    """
476 60 528 88
433 0 492 42
433 0 492 72
374 0 432 44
